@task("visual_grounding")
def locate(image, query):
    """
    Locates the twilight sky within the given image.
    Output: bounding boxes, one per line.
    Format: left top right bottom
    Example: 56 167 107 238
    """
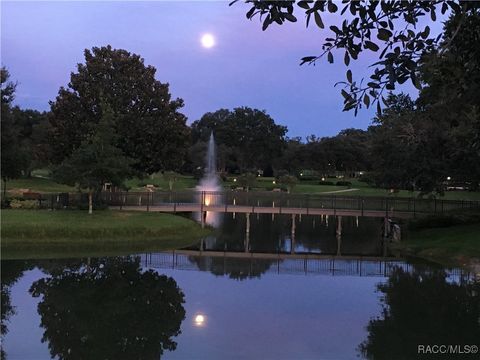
1 1 438 138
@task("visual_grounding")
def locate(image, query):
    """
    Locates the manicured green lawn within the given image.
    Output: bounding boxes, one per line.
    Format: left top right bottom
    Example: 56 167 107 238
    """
1 209 209 259
124 173 198 191
2 177 75 193
3 174 480 201
401 223 480 266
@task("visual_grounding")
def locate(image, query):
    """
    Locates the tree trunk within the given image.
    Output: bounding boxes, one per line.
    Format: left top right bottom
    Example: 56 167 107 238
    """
2 178 6 203
88 191 93 214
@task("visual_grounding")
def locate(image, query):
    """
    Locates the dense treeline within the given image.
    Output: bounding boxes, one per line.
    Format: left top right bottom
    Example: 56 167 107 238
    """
1 11 479 196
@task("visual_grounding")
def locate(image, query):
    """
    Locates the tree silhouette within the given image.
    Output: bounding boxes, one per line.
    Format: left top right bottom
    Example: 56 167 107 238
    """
233 1 480 113
1 260 34 360
359 266 480 359
30 257 185 360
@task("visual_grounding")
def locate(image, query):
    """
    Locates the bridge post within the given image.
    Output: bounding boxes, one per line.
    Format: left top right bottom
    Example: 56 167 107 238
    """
201 211 206 228
306 194 309 215
201 191 204 214
336 217 342 256
147 193 150 212
291 214 296 254
383 217 390 238
336 215 342 238
173 191 177 213
245 212 250 252
361 198 364 217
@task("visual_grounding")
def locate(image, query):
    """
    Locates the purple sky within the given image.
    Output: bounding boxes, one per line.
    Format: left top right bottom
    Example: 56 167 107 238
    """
1 1 440 138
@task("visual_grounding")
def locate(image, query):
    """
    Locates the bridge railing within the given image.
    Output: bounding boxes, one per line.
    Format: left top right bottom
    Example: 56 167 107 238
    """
98 190 480 216
144 252 472 280
31 190 480 216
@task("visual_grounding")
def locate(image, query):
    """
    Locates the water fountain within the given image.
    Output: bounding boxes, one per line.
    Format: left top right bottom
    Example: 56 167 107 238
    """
197 132 220 193
196 132 222 227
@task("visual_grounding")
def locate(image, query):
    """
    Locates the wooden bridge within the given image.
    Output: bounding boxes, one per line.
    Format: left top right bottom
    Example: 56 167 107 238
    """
101 190 480 219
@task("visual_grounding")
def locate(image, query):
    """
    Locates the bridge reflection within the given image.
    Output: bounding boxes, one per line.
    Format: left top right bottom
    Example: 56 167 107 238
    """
142 251 471 280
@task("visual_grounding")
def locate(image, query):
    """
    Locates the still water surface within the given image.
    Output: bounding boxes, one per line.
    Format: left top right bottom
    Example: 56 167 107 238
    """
2 214 479 359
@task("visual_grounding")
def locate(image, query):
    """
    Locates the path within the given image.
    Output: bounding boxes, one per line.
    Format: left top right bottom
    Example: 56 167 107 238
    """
320 188 359 194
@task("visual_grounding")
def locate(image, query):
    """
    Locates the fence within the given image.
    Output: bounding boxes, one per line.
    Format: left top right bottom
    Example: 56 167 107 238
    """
102 190 480 216
31 190 480 217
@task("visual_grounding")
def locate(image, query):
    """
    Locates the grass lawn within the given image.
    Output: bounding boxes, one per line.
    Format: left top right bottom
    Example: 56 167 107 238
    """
3 173 480 201
399 223 480 267
1 209 210 259
2 177 75 194
124 173 198 191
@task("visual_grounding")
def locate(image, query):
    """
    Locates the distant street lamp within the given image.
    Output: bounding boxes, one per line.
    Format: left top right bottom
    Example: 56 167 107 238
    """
447 176 451 181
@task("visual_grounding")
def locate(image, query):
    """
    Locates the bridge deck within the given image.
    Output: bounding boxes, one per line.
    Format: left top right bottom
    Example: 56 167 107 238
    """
111 204 414 218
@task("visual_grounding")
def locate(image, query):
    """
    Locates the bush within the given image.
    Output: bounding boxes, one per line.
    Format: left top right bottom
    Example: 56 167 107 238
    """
10 199 40 209
336 181 352 186
408 211 480 231
277 175 298 193
318 181 335 186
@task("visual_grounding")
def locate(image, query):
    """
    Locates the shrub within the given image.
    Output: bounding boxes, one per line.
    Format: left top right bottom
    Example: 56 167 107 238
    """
336 181 352 186
408 211 480 231
10 199 40 209
277 175 298 193
318 181 335 186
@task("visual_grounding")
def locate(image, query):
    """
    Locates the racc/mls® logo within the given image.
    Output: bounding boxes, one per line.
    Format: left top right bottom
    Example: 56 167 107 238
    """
417 344 478 355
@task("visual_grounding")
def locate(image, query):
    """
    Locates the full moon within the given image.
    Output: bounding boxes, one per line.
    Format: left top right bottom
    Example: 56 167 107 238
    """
201 33 215 48
194 314 206 326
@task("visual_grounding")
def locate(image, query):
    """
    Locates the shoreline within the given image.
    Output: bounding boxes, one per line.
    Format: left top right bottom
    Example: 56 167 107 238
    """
1 209 210 259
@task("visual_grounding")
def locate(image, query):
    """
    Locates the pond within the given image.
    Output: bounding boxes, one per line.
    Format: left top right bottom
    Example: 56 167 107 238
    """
2 214 479 359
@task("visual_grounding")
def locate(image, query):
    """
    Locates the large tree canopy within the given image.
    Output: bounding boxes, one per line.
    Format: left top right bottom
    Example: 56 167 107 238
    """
190 107 287 173
368 11 480 193
53 104 133 212
49 45 190 174
0 68 29 199
233 0 480 113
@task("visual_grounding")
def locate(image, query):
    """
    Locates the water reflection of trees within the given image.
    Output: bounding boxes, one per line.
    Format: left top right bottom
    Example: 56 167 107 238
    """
359 267 480 360
1 260 33 360
189 256 276 281
29 256 185 360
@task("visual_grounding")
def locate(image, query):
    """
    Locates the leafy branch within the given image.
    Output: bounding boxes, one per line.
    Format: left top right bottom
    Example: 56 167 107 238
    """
232 0 476 113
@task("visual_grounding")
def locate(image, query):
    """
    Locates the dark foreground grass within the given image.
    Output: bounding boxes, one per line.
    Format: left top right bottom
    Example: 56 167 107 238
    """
400 221 480 267
1 209 210 259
